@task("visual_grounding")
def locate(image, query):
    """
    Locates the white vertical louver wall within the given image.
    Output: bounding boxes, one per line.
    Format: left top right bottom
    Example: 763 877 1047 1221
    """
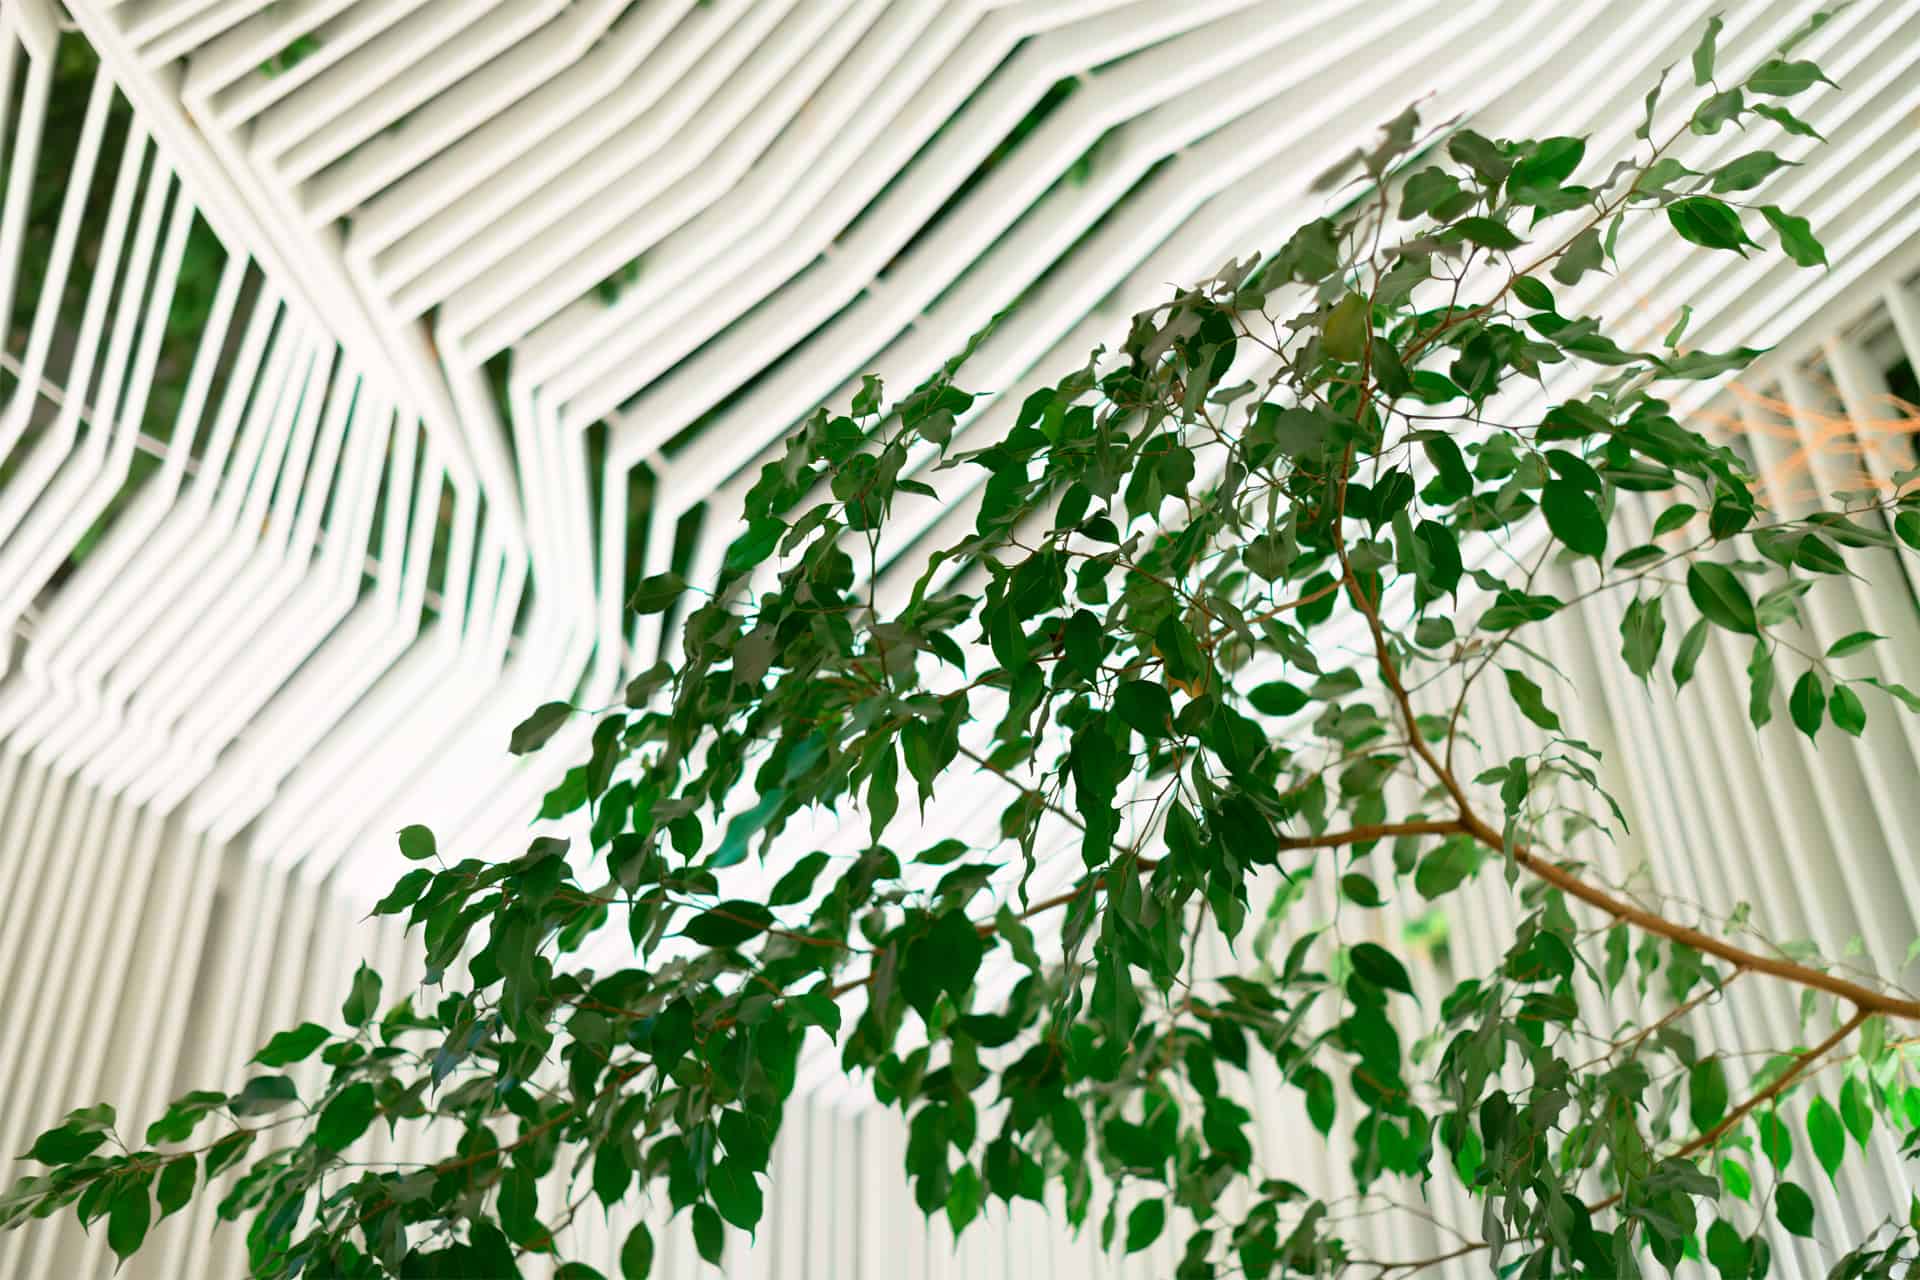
4 0 1920 1276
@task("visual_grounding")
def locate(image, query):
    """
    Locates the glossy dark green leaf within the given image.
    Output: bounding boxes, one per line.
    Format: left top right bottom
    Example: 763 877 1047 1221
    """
628 571 687 614
1114 680 1175 739
1687 563 1758 634
1747 58 1830 96
229 1075 300 1117
1449 216 1522 251
594 1141 630 1210
252 1023 330 1068
342 963 381 1027
1775 1180 1815 1236
1711 150 1793 193
1540 479 1606 557
1691 13 1723 83
315 1082 377 1152
1689 1056 1729 1131
27 1124 107 1166
621 1223 655 1279
1789 671 1826 740
1340 873 1384 907
1672 617 1711 690
1808 1094 1845 1181
1502 668 1562 733
1668 197 1752 253
903 908 984 1021
1705 1219 1752 1279
1249 681 1309 717
682 901 775 949
1349 943 1413 996
691 1203 724 1265
1839 1076 1874 1147
397 823 437 861
708 1159 763 1231
155 1155 195 1221
1511 277 1555 311
1620 595 1665 680
1125 1200 1165 1254
1761 205 1827 267
106 1179 151 1264
509 702 572 755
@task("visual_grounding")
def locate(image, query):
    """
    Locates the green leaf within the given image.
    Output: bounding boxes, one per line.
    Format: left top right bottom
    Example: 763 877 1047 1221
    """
1249 681 1309 717
1125 1200 1166 1253
1839 1075 1875 1147
1668 197 1752 254
1621 595 1666 680
1502 668 1562 732
1807 1094 1845 1181
1760 205 1827 267
1757 1107 1794 1170
1652 503 1698 537
903 908 985 1021
1711 150 1794 193
1114 680 1176 739
1775 1180 1815 1236
1693 87 1745 135
1687 563 1758 634
1551 228 1605 285
1691 13 1723 84
1510 136 1585 201
1349 942 1414 996
205 1129 254 1176
1340 873 1384 907
1414 840 1478 900
691 1203 724 1265
1897 510 1920 551
708 1159 763 1231
509 702 572 755
1748 641 1775 729
1705 1219 1752 1280
1323 293 1370 363
683 901 775 949
1449 216 1523 250
768 851 830 908
396 823 437 861
342 963 382 1027
1689 1056 1729 1131
621 1223 655 1279
1827 631 1883 658
230 1075 300 1117
628 571 687 614
107 1179 151 1264
315 1081 377 1152
1541 478 1607 557
946 1163 982 1235
594 1141 630 1209
1753 102 1823 139
1511 277 1556 311
252 1023 330 1068
370 868 432 915
1673 618 1711 689
1789 670 1826 740
26 1123 106 1166
156 1155 196 1221
1747 58 1830 96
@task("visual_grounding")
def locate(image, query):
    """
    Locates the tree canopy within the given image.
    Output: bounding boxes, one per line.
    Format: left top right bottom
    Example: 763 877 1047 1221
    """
10 14 1920 1279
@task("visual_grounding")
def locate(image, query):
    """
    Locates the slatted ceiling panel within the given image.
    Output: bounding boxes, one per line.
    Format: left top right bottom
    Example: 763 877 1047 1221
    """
6 2 1920 1279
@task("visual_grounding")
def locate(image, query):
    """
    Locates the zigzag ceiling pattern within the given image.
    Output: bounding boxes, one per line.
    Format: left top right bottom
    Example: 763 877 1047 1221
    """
8 2 1920 1274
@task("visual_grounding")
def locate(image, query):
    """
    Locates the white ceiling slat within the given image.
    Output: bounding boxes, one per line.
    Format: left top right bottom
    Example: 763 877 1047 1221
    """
7 4 1920 1277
